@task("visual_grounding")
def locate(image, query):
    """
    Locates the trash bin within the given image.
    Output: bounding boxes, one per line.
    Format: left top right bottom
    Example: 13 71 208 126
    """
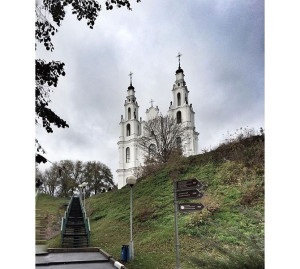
121 244 129 262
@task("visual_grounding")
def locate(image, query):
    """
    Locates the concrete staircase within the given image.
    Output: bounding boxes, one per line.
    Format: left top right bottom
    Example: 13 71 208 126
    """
61 196 90 248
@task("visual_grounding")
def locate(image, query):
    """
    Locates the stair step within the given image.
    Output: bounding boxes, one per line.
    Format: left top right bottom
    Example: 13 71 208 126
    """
64 231 86 234
65 228 85 231
64 233 86 236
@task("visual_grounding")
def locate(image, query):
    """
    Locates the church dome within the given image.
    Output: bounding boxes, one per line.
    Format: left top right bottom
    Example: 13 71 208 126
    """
128 84 135 90
175 67 184 74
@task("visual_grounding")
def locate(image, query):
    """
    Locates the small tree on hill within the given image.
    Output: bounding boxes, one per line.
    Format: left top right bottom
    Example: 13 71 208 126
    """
138 115 185 164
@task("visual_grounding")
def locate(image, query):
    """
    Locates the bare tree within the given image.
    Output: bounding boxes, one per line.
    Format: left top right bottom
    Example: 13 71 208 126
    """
38 160 116 197
43 167 60 196
139 115 185 163
56 160 78 197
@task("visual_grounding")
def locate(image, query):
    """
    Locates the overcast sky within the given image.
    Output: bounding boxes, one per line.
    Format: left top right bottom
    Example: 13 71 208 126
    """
35 0 264 182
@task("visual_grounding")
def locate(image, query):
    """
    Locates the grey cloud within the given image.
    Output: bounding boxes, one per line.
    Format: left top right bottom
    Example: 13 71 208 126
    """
36 0 264 182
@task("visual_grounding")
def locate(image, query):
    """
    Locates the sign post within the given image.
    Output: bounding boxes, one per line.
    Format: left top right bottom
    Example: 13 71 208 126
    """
173 178 204 269
173 180 181 269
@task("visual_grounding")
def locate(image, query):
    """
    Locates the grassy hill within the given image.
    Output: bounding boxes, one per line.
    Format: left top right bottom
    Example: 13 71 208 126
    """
36 134 264 269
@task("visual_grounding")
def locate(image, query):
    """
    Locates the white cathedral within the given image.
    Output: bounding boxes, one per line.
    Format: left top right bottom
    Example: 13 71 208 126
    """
117 54 199 188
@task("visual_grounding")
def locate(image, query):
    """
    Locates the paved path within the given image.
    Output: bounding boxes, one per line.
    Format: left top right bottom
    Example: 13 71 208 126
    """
36 248 126 269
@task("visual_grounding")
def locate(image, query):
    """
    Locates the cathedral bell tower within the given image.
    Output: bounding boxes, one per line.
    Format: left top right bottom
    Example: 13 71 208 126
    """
117 54 199 188
117 72 142 188
168 53 199 156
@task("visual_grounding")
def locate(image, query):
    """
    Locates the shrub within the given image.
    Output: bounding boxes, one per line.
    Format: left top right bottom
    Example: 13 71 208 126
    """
136 207 157 222
185 195 220 228
185 210 212 228
191 232 264 269
240 179 264 205
140 160 164 178
215 160 247 185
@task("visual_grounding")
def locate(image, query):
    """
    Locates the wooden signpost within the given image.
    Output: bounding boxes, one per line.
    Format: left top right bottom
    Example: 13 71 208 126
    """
176 189 203 200
176 178 203 190
178 202 204 212
173 178 205 269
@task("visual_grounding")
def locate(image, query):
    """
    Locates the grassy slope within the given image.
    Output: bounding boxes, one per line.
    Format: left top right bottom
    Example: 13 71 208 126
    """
36 194 69 243
40 135 264 269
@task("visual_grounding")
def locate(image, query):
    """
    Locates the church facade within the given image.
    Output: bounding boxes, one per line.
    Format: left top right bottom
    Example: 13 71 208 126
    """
117 56 199 188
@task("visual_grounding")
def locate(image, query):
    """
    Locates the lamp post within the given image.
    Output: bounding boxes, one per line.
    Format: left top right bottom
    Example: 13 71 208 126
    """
126 176 137 261
78 182 88 210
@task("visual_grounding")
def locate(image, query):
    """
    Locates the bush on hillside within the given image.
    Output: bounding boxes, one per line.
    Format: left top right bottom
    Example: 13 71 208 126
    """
190 231 264 269
240 178 264 206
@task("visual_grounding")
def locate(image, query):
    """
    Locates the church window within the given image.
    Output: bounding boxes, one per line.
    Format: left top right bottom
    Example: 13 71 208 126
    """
177 92 181 106
149 144 156 157
126 147 130 163
176 137 182 148
126 124 131 136
128 107 131 120
176 111 182 124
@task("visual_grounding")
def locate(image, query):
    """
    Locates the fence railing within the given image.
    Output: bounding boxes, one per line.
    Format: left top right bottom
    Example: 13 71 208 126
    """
60 195 73 245
78 195 91 244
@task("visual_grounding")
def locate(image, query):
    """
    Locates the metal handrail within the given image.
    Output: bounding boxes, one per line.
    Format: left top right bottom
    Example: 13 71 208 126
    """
61 195 74 245
78 195 90 244
79 194 91 243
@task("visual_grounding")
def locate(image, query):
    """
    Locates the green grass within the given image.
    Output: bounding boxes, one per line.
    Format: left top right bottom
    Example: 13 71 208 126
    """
36 194 69 245
36 135 264 269
36 193 69 215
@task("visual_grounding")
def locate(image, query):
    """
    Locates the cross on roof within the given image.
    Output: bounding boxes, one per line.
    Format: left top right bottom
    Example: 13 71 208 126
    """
150 99 154 107
129 71 133 85
177 52 182 67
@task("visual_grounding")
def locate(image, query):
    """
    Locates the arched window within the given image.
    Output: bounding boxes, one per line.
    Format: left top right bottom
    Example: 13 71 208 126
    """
177 92 181 106
126 124 131 136
126 147 130 163
176 137 182 148
128 107 131 120
149 144 156 157
176 111 182 124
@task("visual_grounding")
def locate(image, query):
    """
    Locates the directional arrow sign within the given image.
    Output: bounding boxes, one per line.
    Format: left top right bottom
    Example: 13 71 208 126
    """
176 178 203 190
176 189 203 200
178 203 204 212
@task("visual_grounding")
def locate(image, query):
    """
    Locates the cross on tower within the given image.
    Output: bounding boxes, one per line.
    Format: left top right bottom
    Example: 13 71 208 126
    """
150 99 154 107
129 71 133 85
177 52 182 68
